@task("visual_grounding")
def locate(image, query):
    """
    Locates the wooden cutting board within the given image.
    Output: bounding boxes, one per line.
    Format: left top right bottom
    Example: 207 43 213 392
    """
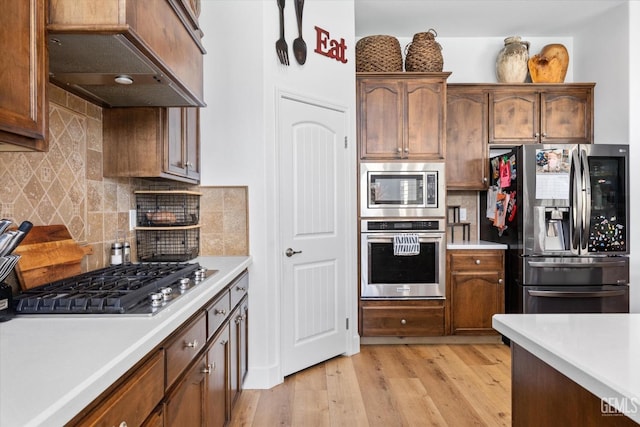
13 224 93 290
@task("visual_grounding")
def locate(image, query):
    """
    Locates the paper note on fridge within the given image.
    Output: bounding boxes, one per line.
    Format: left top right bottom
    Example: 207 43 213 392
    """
536 173 570 200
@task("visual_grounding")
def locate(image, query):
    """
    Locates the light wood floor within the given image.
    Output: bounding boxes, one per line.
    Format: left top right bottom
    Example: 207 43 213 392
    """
230 343 512 426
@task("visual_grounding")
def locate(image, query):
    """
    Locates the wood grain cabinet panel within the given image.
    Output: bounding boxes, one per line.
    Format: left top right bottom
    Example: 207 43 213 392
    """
165 312 207 389
0 0 47 151
357 72 450 160
103 107 201 183
448 250 505 335
68 350 165 427
488 84 594 145
446 85 489 189
360 299 445 337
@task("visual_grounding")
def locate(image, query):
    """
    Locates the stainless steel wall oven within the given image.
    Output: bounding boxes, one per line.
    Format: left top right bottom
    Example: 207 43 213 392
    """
360 219 446 299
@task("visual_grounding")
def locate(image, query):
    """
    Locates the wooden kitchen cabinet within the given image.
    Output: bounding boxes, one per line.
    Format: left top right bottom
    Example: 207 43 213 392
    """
0 0 48 151
488 84 594 145
103 107 201 183
230 296 249 410
359 299 445 337
68 350 165 427
446 85 490 190
206 323 231 427
357 72 450 160
448 249 505 335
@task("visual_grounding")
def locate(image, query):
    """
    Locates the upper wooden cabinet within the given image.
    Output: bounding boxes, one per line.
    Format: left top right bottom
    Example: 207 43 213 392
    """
446 85 490 190
0 0 48 151
488 84 594 145
47 0 205 107
103 107 201 183
357 72 450 160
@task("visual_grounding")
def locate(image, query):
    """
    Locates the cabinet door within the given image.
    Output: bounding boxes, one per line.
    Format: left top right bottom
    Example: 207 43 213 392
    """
489 90 539 144
358 78 403 159
446 86 489 189
448 250 505 335
164 352 207 427
360 299 445 337
184 107 201 179
206 323 230 427
229 296 248 410
405 79 446 159
0 0 47 151
166 107 186 176
541 88 593 144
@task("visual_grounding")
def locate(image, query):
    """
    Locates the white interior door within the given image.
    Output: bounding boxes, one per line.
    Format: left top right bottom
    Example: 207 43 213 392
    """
279 94 349 377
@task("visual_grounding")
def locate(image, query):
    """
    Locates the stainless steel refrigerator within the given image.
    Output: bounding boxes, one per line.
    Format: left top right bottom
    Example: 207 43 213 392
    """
480 144 630 314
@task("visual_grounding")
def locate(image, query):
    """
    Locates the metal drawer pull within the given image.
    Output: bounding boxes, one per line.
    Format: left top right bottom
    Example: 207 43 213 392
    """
527 289 627 298
185 339 199 349
236 286 246 291
202 364 213 375
400 319 407 325
475 259 481 265
118 422 128 427
214 308 226 315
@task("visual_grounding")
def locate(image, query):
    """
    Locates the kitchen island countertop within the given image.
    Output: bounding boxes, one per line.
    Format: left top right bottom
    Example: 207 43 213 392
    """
493 313 640 423
0 255 252 427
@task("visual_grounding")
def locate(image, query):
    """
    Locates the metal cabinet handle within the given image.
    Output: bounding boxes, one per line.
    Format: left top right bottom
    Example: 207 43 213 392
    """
214 308 226 315
236 286 246 291
404 148 409 153
475 259 481 265
534 132 540 138
185 339 199 349
498 279 504 284
202 364 213 375
235 316 242 325
118 422 128 427
482 177 488 183
396 147 402 153
285 248 302 257
400 319 407 325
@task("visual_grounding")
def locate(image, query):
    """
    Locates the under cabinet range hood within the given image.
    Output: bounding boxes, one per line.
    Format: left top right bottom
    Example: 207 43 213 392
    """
48 33 205 108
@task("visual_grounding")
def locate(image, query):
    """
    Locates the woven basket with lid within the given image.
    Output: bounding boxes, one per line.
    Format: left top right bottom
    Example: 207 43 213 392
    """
404 29 444 72
356 35 403 72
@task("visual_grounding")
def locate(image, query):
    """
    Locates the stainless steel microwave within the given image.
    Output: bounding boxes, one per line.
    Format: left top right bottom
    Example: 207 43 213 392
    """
360 162 446 218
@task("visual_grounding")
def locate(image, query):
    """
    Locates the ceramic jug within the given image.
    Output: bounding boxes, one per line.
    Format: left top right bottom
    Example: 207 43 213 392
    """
496 36 530 83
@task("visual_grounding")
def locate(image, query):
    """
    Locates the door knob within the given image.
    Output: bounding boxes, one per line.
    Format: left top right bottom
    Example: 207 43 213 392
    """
285 248 302 257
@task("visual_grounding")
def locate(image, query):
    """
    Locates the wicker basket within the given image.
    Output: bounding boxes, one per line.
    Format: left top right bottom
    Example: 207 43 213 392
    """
404 29 444 72
356 35 403 72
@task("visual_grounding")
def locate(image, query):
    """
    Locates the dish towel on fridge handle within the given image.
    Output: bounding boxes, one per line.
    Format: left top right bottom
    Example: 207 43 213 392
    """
393 234 420 256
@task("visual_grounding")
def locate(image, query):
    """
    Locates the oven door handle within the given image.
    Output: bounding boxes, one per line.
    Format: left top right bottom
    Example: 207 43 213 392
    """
527 289 627 298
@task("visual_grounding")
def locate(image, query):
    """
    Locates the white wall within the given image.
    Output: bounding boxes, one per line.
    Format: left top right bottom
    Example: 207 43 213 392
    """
199 0 357 389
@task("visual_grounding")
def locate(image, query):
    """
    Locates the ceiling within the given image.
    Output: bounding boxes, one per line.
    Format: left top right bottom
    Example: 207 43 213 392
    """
354 0 627 38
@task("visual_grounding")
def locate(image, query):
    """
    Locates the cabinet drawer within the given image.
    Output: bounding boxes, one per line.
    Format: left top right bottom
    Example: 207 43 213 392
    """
449 251 503 271
361 301 445 337
206 291 231 339
230 271 249 309
73 350 165 427
165 312 207 389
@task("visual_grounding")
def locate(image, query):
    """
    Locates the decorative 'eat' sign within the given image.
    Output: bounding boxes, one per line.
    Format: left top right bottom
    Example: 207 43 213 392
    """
314 26 348 63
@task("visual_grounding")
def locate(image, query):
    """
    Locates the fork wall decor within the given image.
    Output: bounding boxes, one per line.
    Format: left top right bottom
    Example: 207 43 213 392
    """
275 0 307 65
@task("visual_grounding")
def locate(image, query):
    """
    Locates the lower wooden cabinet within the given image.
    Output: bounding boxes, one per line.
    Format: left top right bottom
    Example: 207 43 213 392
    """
448 249 505 335
68 350 165 427
68 269 249 426
360 299 445 337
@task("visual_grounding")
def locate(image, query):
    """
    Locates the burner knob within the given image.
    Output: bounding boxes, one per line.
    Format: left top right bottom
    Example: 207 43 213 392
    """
160 287 173 300
150 292 163 306
180 278 191 289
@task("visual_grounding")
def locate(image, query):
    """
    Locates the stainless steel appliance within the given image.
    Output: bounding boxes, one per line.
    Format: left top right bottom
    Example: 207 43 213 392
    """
360 162 445 218
480 144 630 314
360 219 446 299
12 262 216 316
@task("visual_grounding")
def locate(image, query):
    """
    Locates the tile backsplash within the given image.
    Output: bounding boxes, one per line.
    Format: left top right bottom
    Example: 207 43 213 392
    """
0 85 249 281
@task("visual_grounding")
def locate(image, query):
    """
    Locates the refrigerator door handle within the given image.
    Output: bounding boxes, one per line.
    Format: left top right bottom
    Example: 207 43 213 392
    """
570 149 582 253
527 259 629 268
580 148 592 254
527 289 627 298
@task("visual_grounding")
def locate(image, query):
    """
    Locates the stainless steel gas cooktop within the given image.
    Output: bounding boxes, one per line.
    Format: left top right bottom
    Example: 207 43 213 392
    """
13 262 216 316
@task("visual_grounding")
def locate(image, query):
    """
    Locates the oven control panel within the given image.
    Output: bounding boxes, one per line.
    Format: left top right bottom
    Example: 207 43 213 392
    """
364 220 442 232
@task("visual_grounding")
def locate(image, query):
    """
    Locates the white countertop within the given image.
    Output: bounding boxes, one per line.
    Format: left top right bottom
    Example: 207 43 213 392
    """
0 256 252 427
493 313 640 423
447 240 508 250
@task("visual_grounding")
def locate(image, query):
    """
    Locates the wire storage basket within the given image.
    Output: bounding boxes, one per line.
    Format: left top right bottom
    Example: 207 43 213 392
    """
356 35 403 72
135 191 201 227
136 227 200 262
